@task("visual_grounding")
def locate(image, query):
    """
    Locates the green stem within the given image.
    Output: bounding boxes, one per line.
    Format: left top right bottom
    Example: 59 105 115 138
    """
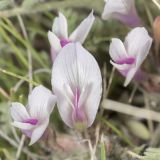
0 68 39 86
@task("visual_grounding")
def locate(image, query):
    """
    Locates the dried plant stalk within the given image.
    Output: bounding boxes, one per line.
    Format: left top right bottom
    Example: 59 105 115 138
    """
102 99 160 122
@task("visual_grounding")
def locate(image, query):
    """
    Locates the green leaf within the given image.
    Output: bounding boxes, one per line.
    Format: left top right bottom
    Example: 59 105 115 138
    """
100 135 106 160
143 148 160 160
0 68 39 86
126 119 150 140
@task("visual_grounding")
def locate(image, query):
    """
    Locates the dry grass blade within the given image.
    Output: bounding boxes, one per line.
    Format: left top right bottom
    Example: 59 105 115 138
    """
152 0 160 10
0 87 10 100
102 99 160 122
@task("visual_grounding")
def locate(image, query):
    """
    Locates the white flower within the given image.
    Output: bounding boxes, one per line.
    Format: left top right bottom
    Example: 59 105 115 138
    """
51 42 102 130
109 27 152 86
102 0 141 27
10 85 56 145
48 10 95 61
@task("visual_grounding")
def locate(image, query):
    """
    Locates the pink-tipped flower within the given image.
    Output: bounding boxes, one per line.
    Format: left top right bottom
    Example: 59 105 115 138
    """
10 85 56 145
109 27 152 86
48 11 95 62
101 0 141 27
51 42 102 131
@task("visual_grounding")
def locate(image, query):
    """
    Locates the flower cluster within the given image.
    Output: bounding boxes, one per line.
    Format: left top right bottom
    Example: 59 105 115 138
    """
10 0 153 145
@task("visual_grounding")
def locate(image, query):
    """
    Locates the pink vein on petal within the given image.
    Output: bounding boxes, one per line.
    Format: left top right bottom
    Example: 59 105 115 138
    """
23 118 38 125
60 39 71 47
116 57 135 65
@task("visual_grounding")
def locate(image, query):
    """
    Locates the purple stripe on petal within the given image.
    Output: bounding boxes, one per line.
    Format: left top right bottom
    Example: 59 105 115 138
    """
72 107 87 131
71 87 88 130
116 57 135 65
21 118 38 137
72 87 87 122
23 118 38 125
73 88 80 109
72 107 85 122
60 39 71 47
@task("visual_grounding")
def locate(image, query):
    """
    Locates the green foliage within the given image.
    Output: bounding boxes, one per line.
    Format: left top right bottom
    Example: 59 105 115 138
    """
0 0 11 10
99 116 134 147
143 148 160 160
100 135 106 160
22 0 41 8
126 119 150 140
0 148 13 160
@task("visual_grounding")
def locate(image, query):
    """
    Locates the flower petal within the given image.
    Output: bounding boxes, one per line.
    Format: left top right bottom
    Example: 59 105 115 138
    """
69 10 95 44
12 121 34 130
124 67 137 86
109 38 128 62
110 60 131 71
52 12 68 39
29 118 49 145
124 27 152 57
102 0 134 20
28 85 56 120
102 0 141 27
52 42 102 128
48 31 61 61
10 102 30 121
78 83 92 108
136 40 152 68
